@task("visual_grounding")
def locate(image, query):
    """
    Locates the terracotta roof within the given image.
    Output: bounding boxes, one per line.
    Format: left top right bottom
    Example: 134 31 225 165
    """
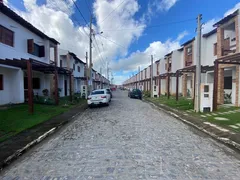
0 3 59 44
213 10 239 27
202 28 217 38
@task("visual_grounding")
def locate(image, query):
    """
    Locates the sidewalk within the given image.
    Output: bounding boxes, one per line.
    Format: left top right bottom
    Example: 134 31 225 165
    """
144 98 240 151
0 103 88 170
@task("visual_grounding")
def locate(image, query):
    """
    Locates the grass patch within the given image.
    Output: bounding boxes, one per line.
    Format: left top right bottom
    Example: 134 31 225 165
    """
0 99 86 142
147 96 194 111
196 106 240 132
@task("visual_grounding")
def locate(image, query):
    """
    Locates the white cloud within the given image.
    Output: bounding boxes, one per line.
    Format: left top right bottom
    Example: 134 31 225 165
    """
11 0 146 77
142 0 179 23
156 0 179 11
202 18 219 34
111 31 186 73
224 2 240 17
3 0 8 6
203 2 240 34
45 0 76 15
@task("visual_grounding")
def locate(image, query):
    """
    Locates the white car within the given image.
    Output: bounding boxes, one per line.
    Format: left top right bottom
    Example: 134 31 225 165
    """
87 89 111 107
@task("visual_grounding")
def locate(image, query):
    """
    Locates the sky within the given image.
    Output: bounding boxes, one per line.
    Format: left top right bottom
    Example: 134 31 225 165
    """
4 0 240 84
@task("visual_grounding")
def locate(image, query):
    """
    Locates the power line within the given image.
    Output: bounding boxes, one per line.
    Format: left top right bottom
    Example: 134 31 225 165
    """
93 37 106 67
71 0 88 25
98 0 126 25
99 34 125 49
84 0 92 15
101 18 196 32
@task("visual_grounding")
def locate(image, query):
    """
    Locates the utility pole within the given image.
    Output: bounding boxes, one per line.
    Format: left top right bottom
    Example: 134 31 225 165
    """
138 66 140 89
86 51 88 88
100 67 102 89
89 14 93 93
195 14 202 112
107 62 109 87
151 55 153 98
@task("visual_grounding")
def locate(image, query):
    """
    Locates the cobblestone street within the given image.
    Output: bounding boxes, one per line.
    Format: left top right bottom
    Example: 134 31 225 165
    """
1 91 240 180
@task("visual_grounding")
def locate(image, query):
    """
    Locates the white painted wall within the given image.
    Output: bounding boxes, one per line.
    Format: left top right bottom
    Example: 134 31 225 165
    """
202 33 217 66
58 49 85 78
172 50 184 72
0 65 24 105
238 15 240 51
161 79 166 94
30 71 51 96
147 66 151 79
160 58 166 75
0 12 52 63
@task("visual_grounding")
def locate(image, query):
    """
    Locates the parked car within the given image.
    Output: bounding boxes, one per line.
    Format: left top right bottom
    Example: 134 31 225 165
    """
129 89 142 100
106 88 113 98
87 89 111 107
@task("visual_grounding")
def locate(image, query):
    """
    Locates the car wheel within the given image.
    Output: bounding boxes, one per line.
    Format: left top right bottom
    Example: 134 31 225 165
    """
88 105 92 108
106 103 109 106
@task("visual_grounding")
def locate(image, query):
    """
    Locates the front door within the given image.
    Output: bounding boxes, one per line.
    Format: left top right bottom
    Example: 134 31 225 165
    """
64 80 67 96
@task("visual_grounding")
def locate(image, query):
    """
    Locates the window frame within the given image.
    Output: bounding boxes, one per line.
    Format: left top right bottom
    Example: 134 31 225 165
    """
0 25 14 47
0 74 3 90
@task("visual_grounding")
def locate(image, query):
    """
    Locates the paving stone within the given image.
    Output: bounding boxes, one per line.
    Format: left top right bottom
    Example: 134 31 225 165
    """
1 91 240 180
200 115 207 118
214 117 229 121
211 113 218 116
236 123 240 127
229 125 239 129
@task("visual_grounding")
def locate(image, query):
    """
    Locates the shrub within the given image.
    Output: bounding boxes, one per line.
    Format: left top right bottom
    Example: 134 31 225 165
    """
42 89 49 96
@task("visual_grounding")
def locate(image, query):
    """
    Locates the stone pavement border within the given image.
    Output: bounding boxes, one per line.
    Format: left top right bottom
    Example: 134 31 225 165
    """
0 103 88 171
143 99 240 152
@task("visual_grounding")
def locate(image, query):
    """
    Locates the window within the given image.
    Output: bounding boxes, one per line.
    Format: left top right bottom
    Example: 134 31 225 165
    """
224 77 232 89
0 25 14 47
214 43 217 56
32 78 40 89
91 90 104 95
60 60 63 67
165 62 168 70
24 77 40 89
27 39 45 57
73 64 75 70
0 74 3 90
78 66 80 72
187 46 192 55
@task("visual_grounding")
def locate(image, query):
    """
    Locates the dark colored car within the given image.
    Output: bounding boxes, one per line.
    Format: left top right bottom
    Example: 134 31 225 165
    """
106 88 112 98
129 89 142 100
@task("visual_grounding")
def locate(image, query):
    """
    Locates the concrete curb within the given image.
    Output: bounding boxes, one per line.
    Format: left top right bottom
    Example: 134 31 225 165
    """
143 99 240 151
0 104 88 171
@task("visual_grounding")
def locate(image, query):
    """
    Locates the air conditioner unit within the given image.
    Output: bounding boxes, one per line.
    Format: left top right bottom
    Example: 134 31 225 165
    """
81 85 88 99
200 83 213 112
153 85 159 98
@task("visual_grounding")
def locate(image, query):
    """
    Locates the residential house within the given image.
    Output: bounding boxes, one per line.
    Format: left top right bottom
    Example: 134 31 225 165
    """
213 10 240 107
58 49 86 97
0 3 69 105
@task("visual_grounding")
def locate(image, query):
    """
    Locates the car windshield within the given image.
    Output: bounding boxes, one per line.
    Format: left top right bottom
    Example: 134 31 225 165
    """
91 91 104 95
133 89 140 93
